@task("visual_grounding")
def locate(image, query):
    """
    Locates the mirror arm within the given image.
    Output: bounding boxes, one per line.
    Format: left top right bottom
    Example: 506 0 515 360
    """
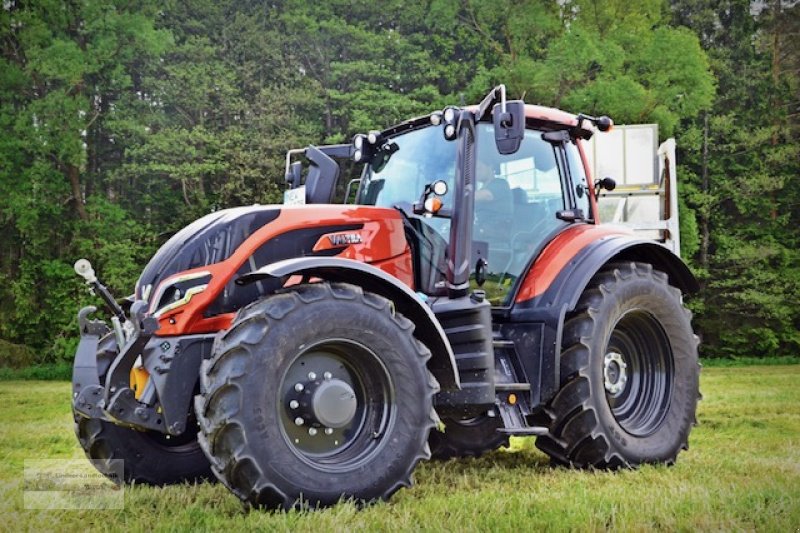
475 84 507 121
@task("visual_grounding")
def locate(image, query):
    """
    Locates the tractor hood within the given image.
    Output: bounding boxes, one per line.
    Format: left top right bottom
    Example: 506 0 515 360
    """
136 206 281 302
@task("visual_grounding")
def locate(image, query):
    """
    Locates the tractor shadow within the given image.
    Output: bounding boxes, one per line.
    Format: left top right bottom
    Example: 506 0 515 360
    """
421 438 556 478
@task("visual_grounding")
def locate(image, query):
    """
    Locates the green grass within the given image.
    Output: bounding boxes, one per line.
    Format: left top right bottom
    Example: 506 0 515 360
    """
700 355 800 367
0 366 798 531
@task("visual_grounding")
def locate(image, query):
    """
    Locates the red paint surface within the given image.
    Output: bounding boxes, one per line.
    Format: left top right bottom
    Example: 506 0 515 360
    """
515 224 632 303
152 205 410 335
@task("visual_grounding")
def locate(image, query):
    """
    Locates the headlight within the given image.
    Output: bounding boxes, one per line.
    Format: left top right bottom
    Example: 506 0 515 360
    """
150 271 212 317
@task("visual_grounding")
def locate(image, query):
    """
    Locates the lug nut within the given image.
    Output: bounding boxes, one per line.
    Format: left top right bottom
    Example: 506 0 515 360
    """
294 417 304 426
308 371 317 380
323 372 332 380
308 427 318 436
324 427 333 435
294 383 304 392
289 400 299 409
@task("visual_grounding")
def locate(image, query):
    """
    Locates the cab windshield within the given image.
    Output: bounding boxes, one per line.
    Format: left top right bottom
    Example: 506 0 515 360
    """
357 125 457 217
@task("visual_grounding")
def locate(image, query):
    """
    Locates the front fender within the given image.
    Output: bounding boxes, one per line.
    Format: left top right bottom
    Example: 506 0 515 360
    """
239 257 460 390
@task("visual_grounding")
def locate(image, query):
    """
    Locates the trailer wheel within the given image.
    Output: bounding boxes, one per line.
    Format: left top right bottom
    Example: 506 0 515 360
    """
536 262 700 468
73 334 212 485
429 416 508 459
195 283 439 509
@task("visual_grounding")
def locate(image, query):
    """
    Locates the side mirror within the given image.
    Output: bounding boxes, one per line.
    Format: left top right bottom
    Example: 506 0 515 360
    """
286 161 302 189
493 100 525 155
594 177 616 200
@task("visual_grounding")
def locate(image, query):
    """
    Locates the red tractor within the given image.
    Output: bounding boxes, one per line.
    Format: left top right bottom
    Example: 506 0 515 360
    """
72 86 700 509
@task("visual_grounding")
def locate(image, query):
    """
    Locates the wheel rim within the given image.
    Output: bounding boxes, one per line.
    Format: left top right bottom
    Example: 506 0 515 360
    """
278 339 395 470
604 310 674 437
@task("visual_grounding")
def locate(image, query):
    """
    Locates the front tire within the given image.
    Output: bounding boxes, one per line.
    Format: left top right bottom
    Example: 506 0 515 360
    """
74 413 212 485
536 262 700 468
195 283 439 509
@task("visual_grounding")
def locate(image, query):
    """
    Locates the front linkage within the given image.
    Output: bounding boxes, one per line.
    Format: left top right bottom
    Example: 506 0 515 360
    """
72 260 212 437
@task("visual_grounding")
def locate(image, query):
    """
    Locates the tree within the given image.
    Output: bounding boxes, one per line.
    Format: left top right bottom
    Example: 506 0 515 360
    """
0 0 170 359
670 0 800 356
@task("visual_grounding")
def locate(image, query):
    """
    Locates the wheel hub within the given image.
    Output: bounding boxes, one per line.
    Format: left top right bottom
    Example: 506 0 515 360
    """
603 351 628 396
311 379 357 428
285 370 357 429
278 341 394 462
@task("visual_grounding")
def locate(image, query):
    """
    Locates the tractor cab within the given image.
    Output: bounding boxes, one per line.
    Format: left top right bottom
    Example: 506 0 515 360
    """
284 87 607 306
352 116 583 305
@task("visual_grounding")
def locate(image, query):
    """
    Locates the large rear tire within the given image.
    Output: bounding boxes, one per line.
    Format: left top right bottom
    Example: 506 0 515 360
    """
535 262 700 468
429 416 508 460
195 283 439 509
73 334 212 485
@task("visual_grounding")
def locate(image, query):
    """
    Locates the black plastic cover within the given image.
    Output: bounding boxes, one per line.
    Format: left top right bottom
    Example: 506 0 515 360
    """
136 206 280 300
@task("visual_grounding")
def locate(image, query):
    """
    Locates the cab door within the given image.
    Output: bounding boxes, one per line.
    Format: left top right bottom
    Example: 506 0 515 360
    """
472 125 577 306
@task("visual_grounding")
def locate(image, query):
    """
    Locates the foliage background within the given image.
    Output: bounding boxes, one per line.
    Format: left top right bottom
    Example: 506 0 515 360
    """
0 0 798 364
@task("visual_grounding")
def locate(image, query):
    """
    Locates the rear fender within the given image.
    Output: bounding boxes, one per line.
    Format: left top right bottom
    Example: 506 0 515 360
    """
239 257 460 390
521 237 698 312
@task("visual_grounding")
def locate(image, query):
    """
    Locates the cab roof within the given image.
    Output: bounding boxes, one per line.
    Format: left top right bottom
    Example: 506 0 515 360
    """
382 103 595 140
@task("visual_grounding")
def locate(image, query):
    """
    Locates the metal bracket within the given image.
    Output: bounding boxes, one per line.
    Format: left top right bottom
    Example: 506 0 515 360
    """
73 384 111 421
104 387 166 432
78 306 110 337
73 306 110 400
142 334 214 435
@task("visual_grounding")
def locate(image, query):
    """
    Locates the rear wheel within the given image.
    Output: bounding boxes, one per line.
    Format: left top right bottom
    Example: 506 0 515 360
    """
536 262 700 468
195 283 439 509
73 334 212 485
429 416 508 459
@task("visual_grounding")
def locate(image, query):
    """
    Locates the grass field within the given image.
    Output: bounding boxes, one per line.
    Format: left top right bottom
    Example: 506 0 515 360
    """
0 366 798 531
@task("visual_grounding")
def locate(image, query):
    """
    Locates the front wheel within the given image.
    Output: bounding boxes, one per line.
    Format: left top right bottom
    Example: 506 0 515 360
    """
195 283 439 509
74 413 212 485
536 262 700 468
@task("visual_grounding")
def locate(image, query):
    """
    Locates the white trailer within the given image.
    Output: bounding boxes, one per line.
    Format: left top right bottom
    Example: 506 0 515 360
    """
584 124 681 257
